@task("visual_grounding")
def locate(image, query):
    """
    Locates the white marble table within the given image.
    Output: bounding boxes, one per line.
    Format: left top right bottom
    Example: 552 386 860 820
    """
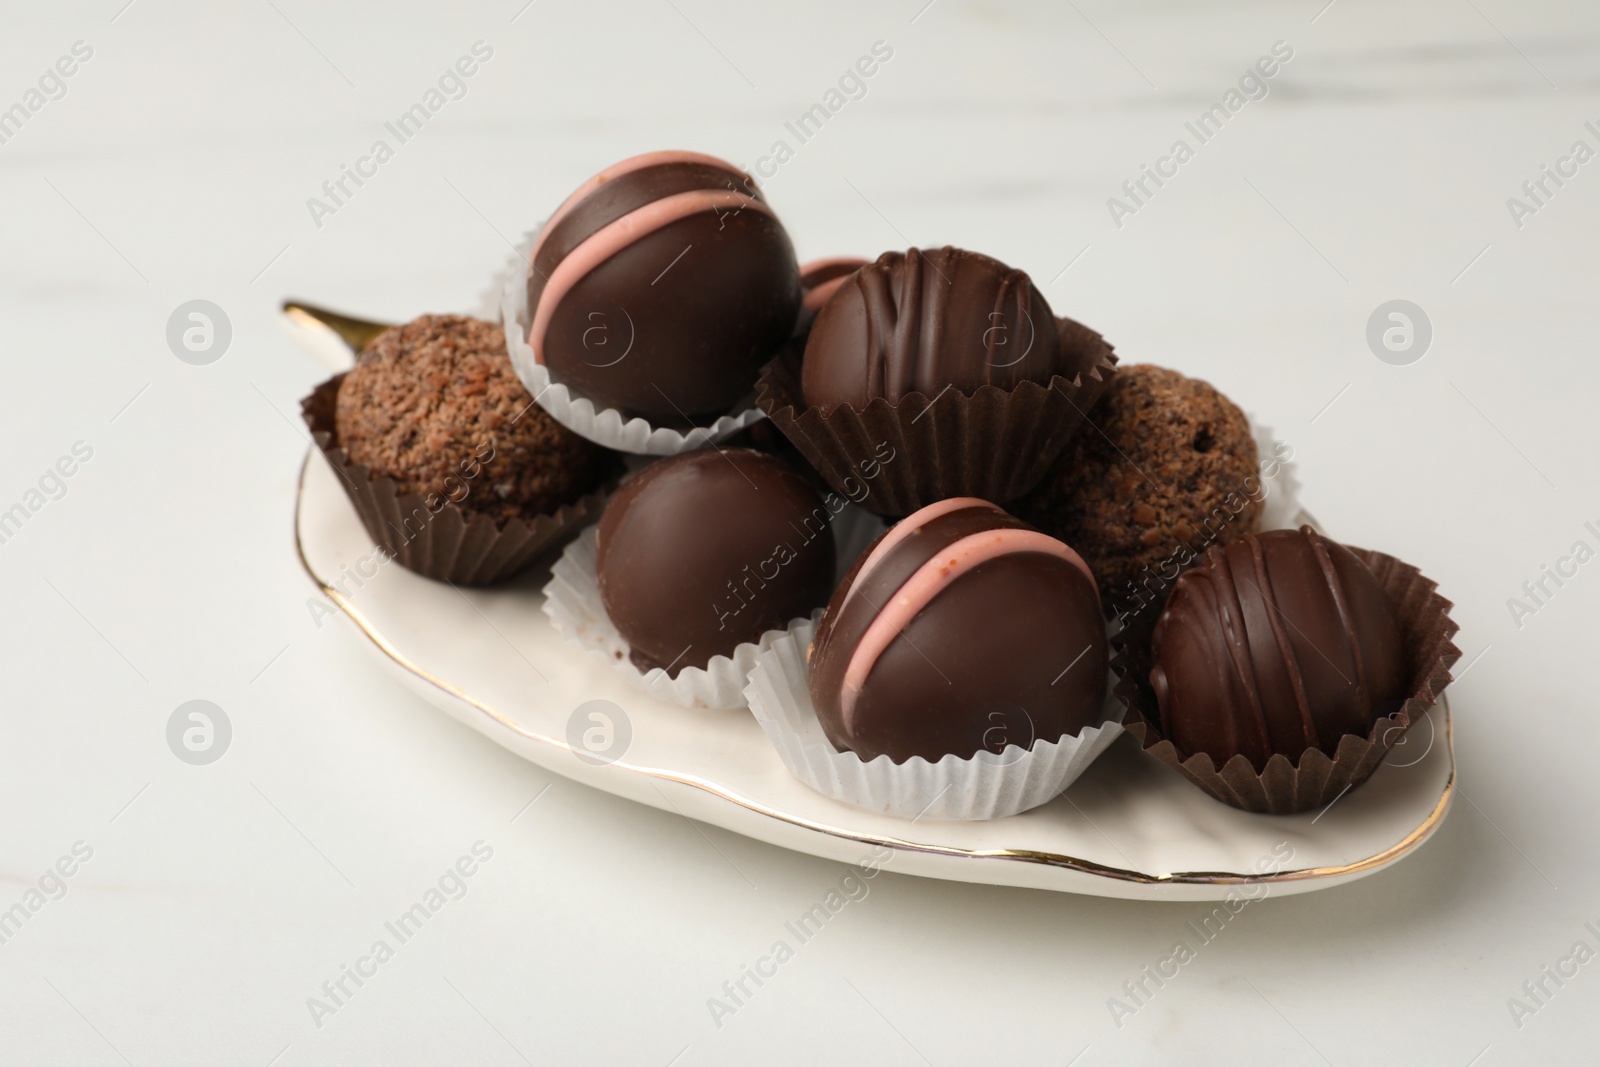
1 1 1596 1064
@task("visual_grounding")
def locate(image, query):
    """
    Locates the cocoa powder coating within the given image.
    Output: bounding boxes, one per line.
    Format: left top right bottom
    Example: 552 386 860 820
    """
1017 363 1261 610
336 315 610 521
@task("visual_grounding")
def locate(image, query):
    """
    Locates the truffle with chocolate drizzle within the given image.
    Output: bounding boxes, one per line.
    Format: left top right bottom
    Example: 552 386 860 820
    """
1150 526 1409 770
799 246 1093 413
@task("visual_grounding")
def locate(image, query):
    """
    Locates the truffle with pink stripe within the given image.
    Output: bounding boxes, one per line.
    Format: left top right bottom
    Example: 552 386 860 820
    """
808 497 1109 763
524 150 801 423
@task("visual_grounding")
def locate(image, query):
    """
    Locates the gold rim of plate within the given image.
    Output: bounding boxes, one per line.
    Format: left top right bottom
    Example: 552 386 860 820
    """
294 448 1454 888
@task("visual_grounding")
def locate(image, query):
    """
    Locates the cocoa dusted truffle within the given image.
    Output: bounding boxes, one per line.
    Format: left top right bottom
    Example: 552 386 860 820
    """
336 315 611 521
1151 527 1408 771
1017 364 1266 618
800 247 1086 412
809 498 1107 763
595 448 836 674
525 150 801 422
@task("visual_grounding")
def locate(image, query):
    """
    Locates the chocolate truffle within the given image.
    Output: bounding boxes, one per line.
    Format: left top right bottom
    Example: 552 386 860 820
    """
596 448 836 674
800 246 1088 413
809 498 1107 763
336 315 611 521
1150 527 1408 771
526 151 802 422
1016 364 1264 618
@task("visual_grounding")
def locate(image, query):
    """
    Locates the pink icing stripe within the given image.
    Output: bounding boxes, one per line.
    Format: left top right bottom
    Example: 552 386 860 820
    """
803 275 851 311
840 497 997 609
799 255 869 277
529 151 758 272
527 189 772 364
800 256 868 310
839 529 1098 732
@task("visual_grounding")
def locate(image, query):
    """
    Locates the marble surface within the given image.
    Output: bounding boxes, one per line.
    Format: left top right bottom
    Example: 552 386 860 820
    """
1 1 1597 1064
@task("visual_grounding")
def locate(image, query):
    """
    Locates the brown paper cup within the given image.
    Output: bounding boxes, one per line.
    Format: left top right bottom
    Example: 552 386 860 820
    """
754 317 1118 517
301 374 617 586
1113 547 1461 815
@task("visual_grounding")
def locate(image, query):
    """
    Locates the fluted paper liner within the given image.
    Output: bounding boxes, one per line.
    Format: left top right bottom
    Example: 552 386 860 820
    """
499 231 767 456
1113 546 1461 815
543 506 886 709
754 318 1118 516
743 618 1123 821
301 375 613 586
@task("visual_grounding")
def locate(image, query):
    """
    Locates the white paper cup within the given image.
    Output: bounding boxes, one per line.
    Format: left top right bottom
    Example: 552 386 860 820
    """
1249 414 1301 532
743 617 1124 821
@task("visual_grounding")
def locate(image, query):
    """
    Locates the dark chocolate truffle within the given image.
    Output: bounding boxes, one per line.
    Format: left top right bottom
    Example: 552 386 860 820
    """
809 498 1107 763
1151 527 1408 771
526 151 802 422
1016 364 1264 619
800 247 1086 413
336 315 611 521
596 448 836 674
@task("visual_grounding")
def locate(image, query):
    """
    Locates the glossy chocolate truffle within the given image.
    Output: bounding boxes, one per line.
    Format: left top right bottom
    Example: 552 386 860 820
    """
526 151 801 422
596 448 836 674
336 315 611 520
1150 527 1408 770
809 498 1107 763
1017 364 1264 617
800 247 1086 413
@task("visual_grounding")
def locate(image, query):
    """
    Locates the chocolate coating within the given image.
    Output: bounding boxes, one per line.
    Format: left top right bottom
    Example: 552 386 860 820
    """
1151 527 1408 770
809 499 1107 763
596 448 836 674
336 315 611 521
800 247 1085 413
1017 364 1263 617
528 151 801 422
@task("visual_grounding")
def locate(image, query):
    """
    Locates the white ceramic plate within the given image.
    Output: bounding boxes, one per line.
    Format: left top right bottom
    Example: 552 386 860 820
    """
293 444 1454 901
